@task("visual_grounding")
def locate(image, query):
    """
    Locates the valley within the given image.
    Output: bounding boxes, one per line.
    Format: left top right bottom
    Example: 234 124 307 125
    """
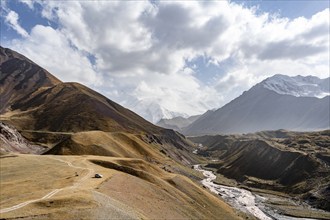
194 165 330 220
189 130 330 219
1 44 329 220
0 46 246 219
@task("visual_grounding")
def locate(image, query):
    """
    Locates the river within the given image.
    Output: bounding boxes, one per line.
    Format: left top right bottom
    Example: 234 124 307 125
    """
193 165 317 220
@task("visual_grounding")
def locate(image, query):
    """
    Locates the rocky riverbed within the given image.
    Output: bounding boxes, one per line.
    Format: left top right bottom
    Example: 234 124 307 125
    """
194 165 322 220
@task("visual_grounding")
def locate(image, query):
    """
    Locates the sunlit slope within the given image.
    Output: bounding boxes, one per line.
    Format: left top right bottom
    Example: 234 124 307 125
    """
0 154 242 219
0 46 60 114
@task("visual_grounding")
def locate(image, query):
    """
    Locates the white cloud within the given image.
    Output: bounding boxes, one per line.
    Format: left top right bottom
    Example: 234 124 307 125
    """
8 25 102 86
131 70 221 115
5 10 29 37
18 0 34 9
3 1 329 120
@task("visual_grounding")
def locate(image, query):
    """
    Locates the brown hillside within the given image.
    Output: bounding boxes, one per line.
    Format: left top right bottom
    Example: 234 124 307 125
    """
0 46 60 114
5 82 162 133
0 47 198 166
0 154 242 220
0 46 160 134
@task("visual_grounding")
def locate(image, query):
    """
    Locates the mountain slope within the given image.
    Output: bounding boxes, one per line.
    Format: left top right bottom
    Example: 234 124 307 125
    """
0 154 243 220
0 46 244 219
0 45 171 134
184 75 330 135
4 82 162 133
0 47 60 114
0 122 46 154
0 46 197 165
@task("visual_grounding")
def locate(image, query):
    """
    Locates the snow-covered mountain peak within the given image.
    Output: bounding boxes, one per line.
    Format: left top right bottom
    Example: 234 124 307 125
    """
123 98 188 124
261 74 330 98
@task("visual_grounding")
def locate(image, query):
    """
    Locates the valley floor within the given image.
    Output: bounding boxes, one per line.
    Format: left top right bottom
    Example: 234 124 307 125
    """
194 165 330 220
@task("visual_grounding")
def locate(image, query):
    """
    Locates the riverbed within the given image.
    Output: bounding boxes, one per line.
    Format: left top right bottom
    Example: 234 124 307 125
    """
194 165 317 220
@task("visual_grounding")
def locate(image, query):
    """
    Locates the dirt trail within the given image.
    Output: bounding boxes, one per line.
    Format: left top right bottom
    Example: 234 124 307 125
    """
0 157 94 214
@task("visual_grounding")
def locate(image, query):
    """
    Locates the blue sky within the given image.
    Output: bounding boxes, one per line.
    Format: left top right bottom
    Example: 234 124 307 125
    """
1 0 329 122
2 1 327 27
232 0 329 18
2 1 50 39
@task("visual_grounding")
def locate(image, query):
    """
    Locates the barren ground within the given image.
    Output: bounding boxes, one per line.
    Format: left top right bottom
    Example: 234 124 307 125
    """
0 154 244 219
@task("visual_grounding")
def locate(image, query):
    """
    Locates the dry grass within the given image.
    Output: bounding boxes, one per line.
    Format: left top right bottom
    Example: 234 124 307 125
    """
0 155 78 207
89 156 243 219
0 154 243 219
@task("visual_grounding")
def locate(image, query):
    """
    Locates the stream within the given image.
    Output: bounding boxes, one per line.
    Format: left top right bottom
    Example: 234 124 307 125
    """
194 165 317 220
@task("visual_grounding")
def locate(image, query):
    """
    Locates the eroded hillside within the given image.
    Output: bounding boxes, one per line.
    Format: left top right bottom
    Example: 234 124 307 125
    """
189 130 330 211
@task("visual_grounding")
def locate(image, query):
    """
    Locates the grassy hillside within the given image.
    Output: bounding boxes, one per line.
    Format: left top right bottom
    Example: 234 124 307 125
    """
0 154 244 219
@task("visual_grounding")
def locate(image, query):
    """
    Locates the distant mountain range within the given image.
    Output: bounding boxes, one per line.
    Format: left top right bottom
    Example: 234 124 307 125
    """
156 115 200 132
124 99 188 124
262 74 329 98
184 74 330 135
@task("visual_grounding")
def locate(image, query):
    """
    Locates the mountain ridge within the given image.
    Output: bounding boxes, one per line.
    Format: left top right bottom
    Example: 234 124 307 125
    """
123 98 189 124
261 74 329 98
0 46 198 166
184 74 330 135
157 115 201 132
0 47 61 114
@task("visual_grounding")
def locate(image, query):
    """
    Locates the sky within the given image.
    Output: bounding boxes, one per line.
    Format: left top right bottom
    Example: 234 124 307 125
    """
1 0 329 122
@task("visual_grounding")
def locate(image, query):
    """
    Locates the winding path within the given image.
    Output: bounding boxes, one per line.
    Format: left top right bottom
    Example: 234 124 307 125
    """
0 157 94 214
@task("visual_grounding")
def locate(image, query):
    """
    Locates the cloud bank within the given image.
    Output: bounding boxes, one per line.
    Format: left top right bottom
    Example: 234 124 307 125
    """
2 0 329 120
